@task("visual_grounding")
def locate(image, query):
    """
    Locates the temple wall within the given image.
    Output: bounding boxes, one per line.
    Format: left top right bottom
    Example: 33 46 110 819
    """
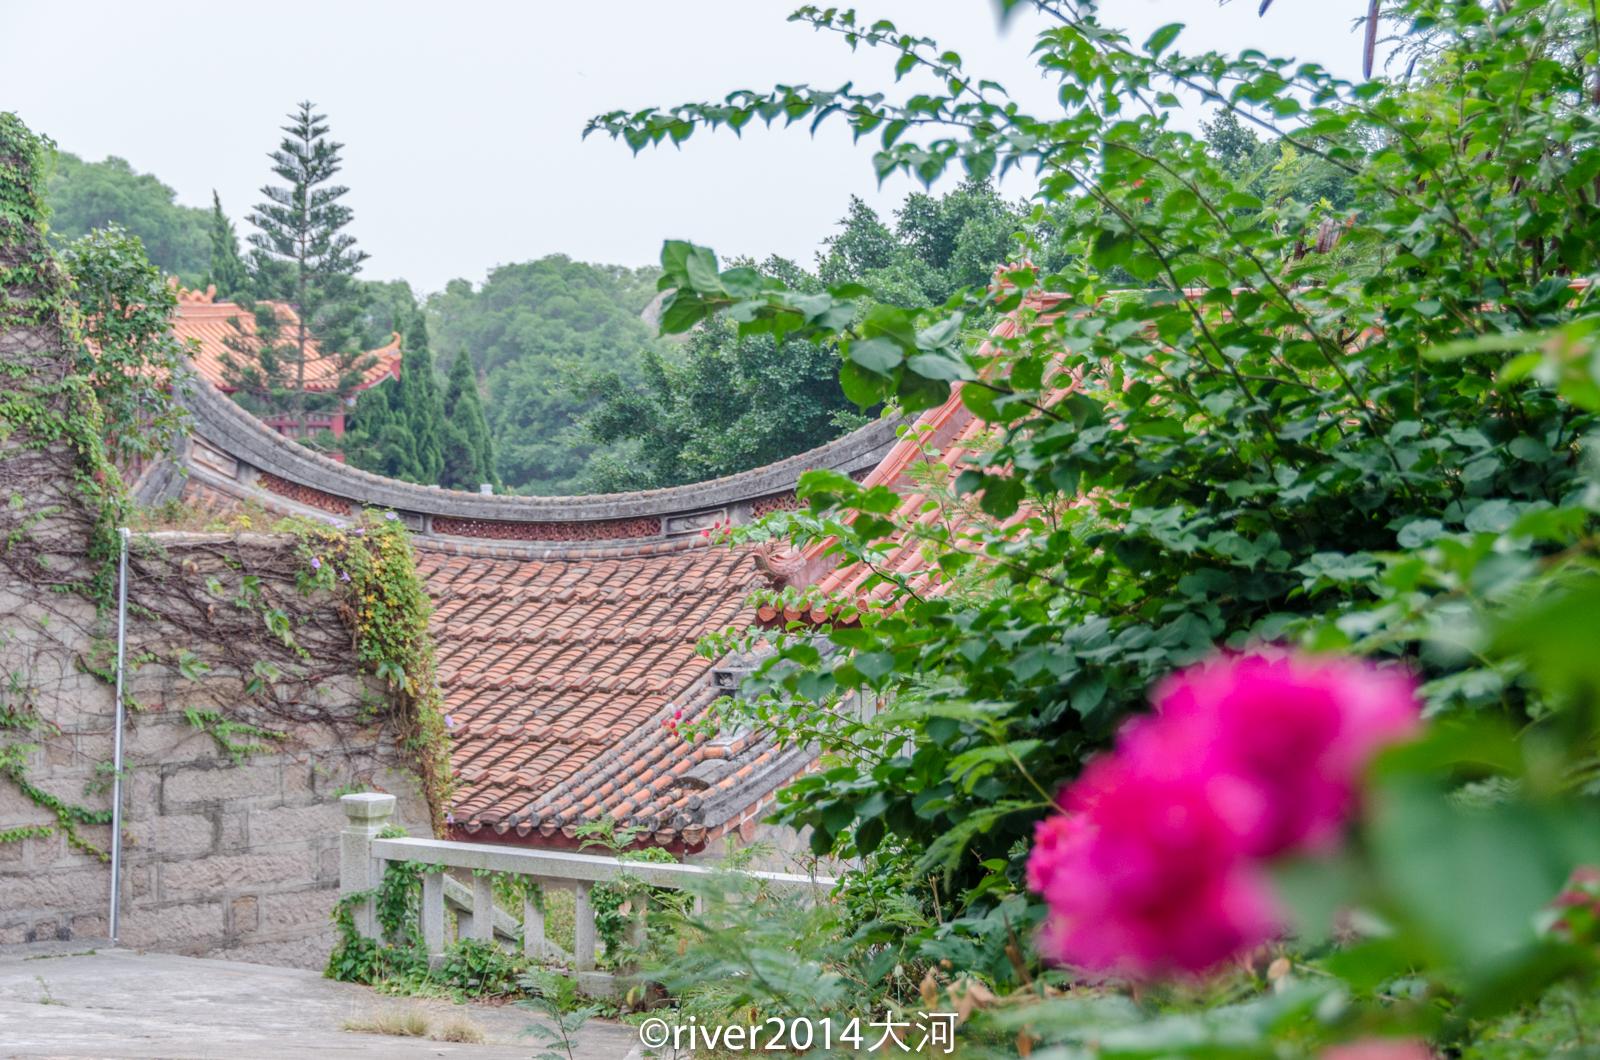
0 533 429 968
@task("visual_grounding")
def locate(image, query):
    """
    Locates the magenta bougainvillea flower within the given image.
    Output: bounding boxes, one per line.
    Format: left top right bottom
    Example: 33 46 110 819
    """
1027 650 1420 979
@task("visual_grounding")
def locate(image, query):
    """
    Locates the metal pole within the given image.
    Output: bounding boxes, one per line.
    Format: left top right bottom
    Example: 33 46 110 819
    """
108 527 130 945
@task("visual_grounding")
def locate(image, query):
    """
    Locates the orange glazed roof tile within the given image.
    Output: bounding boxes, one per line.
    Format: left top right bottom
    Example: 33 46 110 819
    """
172 285 401 394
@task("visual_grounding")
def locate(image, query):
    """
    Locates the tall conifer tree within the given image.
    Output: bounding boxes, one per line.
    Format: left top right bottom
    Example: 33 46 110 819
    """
240 101 370 434
203 191 248 299
399 305 445 482
346 301 448 484
440 350 498 491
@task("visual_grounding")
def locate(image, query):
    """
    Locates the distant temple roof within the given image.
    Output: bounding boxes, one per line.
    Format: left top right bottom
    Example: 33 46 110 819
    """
172 285 401 394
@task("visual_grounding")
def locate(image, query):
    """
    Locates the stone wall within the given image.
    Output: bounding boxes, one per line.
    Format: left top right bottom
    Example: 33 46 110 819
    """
0 532 430 968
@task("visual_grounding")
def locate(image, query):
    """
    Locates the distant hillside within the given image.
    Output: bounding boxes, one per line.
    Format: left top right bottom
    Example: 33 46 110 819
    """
426 256 664 495
45 151 211 283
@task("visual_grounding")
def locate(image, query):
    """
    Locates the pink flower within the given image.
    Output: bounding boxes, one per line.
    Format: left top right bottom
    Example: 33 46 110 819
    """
1027 650 1420 980
1153 652 1420 856
1030 747 1279 977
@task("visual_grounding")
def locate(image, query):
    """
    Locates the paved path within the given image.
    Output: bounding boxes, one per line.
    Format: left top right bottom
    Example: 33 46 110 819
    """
0 941 640 1059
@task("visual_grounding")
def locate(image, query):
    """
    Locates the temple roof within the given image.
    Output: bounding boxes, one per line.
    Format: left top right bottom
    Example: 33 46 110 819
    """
136 363 899 852
419 542 796 849
172 285 401 394
136 288 1064 852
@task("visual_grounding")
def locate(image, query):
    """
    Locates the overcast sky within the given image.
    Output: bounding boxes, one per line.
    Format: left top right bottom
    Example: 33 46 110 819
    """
2 1 1366 295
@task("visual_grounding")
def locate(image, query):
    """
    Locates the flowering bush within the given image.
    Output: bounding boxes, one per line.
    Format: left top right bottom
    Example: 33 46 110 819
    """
1028 651 1420 978
597 0 1600 1053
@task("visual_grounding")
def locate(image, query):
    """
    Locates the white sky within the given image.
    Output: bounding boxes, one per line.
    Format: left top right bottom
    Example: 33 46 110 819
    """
1 1 1366 295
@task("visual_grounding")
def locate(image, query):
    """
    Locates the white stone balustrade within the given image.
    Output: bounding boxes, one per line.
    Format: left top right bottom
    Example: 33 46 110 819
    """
338 793 835 993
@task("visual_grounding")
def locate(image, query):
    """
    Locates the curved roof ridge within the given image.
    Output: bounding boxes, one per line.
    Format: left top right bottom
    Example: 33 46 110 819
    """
178 367 901 523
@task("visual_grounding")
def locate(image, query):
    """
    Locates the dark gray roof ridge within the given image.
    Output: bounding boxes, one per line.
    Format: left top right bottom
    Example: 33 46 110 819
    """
182 371 901 522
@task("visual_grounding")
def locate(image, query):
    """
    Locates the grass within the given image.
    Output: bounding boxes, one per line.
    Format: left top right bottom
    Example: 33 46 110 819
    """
343 1006 487 1045
343 1008 429 1038
432 1016 487 1044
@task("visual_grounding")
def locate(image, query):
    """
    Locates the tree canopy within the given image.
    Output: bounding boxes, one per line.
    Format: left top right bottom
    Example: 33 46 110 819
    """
425 255 662 494
45 152 211 283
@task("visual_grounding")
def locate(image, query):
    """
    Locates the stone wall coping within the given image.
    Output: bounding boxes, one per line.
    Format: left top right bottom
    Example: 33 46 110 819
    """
368 834 834 890
183 370 902 523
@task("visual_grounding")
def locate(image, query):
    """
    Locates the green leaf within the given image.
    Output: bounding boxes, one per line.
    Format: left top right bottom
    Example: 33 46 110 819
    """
846 336 904 374
1144 22 1183 56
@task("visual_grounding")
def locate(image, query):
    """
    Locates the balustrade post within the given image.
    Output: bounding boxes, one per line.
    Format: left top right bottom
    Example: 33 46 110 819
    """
573 881 597 972
338 793 395 940
421 870 446 962
523 888 546 961
471 873 496 943
627 894 647 951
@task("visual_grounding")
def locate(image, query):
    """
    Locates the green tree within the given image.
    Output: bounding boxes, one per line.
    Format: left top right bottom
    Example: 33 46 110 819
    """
427 256 662 493
342 380 409 478
347 301 447 484
439 350 497 492
816 196 900 285
583 184 1027 489
59 225 190 462
44 152 210 282
203 191 249 299
397 304 445 482
238 101 371 433
583 262 867 491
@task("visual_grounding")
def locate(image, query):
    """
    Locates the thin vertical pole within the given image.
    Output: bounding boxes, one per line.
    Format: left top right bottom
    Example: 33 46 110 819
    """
108 527 130 945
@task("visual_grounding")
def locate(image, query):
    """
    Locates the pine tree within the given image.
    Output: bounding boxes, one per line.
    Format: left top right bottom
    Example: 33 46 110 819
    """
203 191 249 299
440 350 498 491
241 101 370 434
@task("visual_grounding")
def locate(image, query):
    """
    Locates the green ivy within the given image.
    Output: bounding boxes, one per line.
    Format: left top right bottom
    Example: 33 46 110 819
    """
0 114 131 852
290 511 452 829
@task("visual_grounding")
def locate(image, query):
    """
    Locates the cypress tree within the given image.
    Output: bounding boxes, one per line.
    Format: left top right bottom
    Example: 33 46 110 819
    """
440 350 498 491
345 380 413 478
203 191 248 299
399 305 445 482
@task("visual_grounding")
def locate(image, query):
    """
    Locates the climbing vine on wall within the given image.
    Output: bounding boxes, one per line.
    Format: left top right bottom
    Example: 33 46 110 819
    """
0 112 130 856
291 511 452 831
2 111 452 855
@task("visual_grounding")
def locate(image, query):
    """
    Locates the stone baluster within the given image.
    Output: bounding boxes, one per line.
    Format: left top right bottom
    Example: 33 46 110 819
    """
471 874 496 943
338 793 396 940
523 888 546 961
421 870 446 963
627 894 648 952
573 882 597 972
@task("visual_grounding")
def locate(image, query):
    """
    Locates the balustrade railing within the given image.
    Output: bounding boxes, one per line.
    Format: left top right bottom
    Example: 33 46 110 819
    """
339 793 835 993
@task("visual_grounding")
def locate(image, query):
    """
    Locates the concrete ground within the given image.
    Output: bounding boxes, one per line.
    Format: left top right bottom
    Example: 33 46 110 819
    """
0 940 641 1059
